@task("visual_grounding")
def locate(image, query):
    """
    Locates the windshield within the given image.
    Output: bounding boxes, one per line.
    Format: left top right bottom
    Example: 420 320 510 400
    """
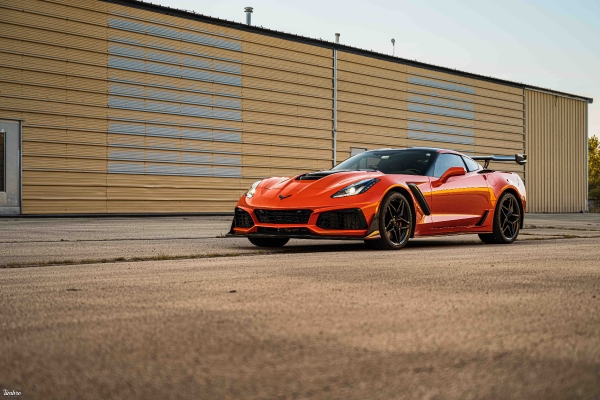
332 149 435 175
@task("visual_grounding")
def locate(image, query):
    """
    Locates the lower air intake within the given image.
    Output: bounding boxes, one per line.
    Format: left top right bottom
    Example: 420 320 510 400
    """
235 208 254 228
316 209 367 230
254 209 312 224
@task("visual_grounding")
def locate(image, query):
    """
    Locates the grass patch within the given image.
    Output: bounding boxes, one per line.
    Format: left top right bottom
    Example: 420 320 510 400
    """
521 234 600 241
524 225 600 232
2 252 256 269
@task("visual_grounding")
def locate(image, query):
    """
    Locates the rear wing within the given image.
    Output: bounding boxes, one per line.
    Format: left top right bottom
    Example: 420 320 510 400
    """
471 154 527 169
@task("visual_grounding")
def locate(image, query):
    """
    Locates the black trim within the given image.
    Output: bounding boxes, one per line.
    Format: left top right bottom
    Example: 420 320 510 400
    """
365 212 379 237
226 233 365 240
407 184 431 216
104 0 592 103
475 210 489 227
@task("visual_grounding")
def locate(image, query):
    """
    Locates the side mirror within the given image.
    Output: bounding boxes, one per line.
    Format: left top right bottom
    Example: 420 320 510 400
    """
434 166 466 187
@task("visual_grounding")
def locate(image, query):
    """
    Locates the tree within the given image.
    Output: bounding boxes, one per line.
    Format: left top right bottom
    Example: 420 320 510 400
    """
589 136 600 200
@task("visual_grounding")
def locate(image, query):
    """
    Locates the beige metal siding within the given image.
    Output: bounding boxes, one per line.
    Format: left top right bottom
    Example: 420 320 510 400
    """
0 0 110 214
337 52 525 178
525 90 587 212
240 31 333 178
337 52 408 161
0 0 332 213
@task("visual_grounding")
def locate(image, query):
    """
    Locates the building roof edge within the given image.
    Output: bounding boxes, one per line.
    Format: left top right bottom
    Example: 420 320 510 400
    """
106 0 594 103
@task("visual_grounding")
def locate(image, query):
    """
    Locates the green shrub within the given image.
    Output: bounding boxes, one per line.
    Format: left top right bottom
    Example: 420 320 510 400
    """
589 136 600 212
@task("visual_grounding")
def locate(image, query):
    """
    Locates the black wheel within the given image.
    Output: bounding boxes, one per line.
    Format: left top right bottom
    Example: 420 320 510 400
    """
248 236 290 247
366 192 412 250
478 192 521 244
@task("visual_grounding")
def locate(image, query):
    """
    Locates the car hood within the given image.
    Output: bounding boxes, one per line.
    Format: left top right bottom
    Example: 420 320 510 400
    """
247 170 384 208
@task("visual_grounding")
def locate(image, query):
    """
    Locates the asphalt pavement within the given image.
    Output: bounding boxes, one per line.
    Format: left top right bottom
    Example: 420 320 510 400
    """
1 213 599 399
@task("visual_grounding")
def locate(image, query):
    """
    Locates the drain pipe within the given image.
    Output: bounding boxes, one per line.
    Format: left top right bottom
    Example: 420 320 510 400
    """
244 7 253 25
586 102 589 211
333 33 339 167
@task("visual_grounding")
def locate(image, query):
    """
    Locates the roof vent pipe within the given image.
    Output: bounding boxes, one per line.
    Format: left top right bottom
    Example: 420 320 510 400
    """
335 33 340 43
244 7 253 25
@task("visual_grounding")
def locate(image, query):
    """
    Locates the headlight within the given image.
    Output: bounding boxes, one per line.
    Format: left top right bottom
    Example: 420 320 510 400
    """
246 180 262 198
331 178 379 198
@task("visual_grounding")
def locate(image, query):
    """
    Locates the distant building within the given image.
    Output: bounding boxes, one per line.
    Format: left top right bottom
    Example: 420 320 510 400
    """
0 0 592 214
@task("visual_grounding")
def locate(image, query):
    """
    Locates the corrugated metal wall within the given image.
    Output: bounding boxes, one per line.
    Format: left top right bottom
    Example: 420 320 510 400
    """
238 29 333 179
1 0 109 213
525 90 587 212
0 0 333 213
0 0 587 214
337 52 525 177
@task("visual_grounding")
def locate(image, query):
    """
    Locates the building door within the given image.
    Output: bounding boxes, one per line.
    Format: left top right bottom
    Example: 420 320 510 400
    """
0 120 21 215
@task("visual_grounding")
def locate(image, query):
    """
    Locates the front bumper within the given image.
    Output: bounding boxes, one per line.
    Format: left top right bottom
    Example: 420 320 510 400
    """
228 202 378 240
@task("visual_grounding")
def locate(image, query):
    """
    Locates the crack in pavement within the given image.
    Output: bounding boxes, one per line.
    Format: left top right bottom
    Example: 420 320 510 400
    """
1 251 271 269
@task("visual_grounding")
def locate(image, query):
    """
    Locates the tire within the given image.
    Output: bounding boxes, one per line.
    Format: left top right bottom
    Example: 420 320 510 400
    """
248 236 290 247
478 192 521 244
365 192 413 250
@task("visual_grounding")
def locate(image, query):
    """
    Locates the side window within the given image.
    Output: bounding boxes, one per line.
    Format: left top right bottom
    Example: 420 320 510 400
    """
350 147 367 157
433 153 466 178
462 156 481 172
356 156 381 170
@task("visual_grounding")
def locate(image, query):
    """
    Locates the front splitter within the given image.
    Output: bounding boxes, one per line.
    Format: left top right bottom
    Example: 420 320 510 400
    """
226 233 366 241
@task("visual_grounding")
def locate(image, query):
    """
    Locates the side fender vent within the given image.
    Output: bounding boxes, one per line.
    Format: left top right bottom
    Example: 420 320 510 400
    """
407 184 431 216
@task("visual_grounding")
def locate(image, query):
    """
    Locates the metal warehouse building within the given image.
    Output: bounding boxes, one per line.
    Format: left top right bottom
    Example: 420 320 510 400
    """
0 0 593 215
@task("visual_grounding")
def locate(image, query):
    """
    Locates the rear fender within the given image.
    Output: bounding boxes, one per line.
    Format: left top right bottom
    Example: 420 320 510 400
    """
497 187 525 229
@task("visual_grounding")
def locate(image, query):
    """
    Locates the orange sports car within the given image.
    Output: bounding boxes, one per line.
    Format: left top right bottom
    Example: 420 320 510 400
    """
228 147 527 250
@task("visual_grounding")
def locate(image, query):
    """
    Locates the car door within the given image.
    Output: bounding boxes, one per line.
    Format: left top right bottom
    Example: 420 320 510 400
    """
429 153 490 229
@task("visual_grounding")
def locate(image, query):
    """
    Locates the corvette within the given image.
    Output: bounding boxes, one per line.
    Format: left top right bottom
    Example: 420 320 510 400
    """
228 147 527 250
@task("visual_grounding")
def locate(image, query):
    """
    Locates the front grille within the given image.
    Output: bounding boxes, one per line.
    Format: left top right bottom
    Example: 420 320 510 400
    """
316 209 367 230
254 209 312 224
257 227 311 235
234 208 254 228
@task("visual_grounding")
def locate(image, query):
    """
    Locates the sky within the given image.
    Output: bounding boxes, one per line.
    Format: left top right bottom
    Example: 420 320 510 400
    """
152 0 599 139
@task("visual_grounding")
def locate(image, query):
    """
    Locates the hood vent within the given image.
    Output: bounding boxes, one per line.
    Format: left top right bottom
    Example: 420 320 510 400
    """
295 170 345 181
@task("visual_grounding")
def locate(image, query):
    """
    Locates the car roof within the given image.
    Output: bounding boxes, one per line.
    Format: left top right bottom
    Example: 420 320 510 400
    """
369 147 467 156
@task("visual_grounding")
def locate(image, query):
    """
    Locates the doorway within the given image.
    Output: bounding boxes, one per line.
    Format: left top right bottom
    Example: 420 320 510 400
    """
0 119 21 215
